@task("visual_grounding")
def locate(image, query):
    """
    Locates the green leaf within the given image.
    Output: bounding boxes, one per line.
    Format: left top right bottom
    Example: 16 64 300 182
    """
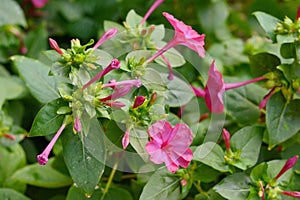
230 126 264 170
266 92 300 147
0 76 26 108
125 10 143 28
249 53 281 77
154 41 186 67
139 167 180 200
0 144 26 193
29 98 67 137
61 118 106 196
103 20 126 33
253 11 281 42
280 42 296 59
250 160 293 187
225 82 266 125
129 128 149 161
214 173 251 200
0 0 27 27
11 56 62 104
11 158 72 188
193 142 230 172
0 188 30 200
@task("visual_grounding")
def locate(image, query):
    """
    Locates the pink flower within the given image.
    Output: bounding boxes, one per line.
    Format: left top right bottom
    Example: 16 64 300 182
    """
275 155 299 180
82 59 120 90
192 60 265 113
100 79 142 101
122 130 130 149
281 191 300 198
147 12 205 63
49 38 64 55
31 0 48 8
73 117 82 133
222 128 231 152
140 0 165 25
132 96 146 109
93 28 118 50
145 120 193 173
296 6 300 20
37 123 66 165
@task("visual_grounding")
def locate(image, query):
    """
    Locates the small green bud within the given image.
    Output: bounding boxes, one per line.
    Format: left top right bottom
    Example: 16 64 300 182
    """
57 106 72 115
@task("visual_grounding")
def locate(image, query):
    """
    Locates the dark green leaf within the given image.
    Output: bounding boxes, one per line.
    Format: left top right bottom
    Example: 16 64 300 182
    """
0 188 30 200
253 12 281 42
62 118 106 196
266 92 300 147
280 43 296 59
193 142 230 172
0 0 27 27
225 83 266 125
249 53 281 77
11 56 62 104
214 173 251 200
29 98 67 137
139 167 180 200
230 126 264 170
11 158 72 188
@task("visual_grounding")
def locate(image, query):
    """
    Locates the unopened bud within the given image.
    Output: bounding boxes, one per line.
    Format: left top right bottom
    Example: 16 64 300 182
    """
132 96 146 109
149 92 157 105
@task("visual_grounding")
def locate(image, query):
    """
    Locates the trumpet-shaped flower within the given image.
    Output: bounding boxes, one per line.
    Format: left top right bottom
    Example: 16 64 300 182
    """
82 59 120 90
93 28 118 50
192 60 266 113
145 120 193 173
49 38 64 55
275 155 298 180
147 12 205 63
37 123 66 165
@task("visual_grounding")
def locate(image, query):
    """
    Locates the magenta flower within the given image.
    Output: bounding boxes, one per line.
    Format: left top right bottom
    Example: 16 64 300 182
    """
281 191 300 198
82 59 120 90
296 6 300 20
31 0 48 8
222 128 231 152
37 123 66 165
192 60 266 113
122 130 130 149
103 101 126 108
132 96 146 109
49 38 64 55
147 12 205 63
140 0 165 25
259 87 275 109
145 120 193 173
100 79 142 102
73 116 82 133
275 155 298 180
93 28 118 50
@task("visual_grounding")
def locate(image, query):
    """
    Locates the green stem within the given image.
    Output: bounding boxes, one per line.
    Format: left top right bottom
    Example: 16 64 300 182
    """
101 160 119 200
193 181 206 194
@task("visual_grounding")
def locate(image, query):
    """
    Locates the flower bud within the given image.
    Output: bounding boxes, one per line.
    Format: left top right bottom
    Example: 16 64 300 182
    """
132 96 146 109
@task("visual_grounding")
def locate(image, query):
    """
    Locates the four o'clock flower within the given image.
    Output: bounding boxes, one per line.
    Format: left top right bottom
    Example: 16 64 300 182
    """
147 12 205 64
49 38 64 55
73 116 82 133
192 60 266 113
31 0 48 8
275 155 298 180
281 191 300 198
37 119 69 165
145 120 193 173
140 0 165 26
296 6 300 20
82 59 120 90
222 128 231 152
93 28 118 50
132 96 146 109
122 129 130 149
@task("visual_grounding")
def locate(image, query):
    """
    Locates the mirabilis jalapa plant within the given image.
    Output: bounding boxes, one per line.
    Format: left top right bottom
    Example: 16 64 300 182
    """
9 0 300 199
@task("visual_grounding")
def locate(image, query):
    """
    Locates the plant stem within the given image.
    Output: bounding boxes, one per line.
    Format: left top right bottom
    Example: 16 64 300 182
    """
101 160 119 200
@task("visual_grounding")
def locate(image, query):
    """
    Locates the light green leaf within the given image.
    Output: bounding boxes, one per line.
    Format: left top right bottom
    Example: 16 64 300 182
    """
0 188 30 200
193 142 230 172
0 0 27 27
214 173 251 200
125 10 143 28
11 56 62 104
253 11 281 42
140 167 180 200
130 128 149 161
11 158 72 188
230 126 264 170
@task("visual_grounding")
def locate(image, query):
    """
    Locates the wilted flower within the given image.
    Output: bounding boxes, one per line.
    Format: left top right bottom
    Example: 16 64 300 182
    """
222 128 231 152
73 116 82 133
275 155 298 180
281 191 300 198
122 130 130 149
145 120 193 173
93 28 118 50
